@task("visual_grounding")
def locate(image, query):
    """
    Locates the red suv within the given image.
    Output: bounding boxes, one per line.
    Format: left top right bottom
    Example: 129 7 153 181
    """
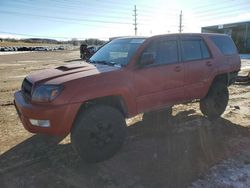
14 33 241 162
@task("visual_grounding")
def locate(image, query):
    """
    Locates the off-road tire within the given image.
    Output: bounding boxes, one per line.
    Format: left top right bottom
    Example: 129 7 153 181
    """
71 105 127 163
200 82 229 120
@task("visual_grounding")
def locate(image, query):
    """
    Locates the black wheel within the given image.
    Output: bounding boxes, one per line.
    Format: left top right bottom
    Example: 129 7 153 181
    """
71 105 127 163
142 107 172 122
200 82 229 120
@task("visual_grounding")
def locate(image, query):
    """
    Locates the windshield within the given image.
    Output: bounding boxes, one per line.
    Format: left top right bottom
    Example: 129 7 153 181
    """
89 38 145 66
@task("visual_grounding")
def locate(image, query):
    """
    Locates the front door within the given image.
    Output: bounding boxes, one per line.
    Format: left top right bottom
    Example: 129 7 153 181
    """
133 36 185 113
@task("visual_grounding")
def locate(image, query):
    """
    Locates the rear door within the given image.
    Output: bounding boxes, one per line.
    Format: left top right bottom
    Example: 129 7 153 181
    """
180 36 214 100
133 36 185 113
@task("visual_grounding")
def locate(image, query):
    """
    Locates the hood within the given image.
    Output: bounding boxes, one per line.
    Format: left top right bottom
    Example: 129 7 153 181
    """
27 62 120 85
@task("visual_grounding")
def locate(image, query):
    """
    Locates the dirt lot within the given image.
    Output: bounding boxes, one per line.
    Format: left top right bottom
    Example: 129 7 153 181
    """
0 50 249 188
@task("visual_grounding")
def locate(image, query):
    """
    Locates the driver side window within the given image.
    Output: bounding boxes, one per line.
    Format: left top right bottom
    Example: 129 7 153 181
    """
140 38 179 66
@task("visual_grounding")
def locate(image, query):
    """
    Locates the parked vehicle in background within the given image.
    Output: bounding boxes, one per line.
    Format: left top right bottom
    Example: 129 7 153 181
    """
14 33 241 163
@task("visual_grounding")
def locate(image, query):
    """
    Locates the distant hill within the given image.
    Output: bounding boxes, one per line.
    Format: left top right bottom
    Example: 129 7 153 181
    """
0 37 61 44
21 38 59 44
0 37 107 46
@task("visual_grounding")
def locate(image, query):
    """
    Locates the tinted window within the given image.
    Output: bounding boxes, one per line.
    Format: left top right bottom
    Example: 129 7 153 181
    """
200 40 210 58
142 41 157 58
181 39 211 61
182 40 202 61
210 35 237 55
156 40 178 64
142 39 178 65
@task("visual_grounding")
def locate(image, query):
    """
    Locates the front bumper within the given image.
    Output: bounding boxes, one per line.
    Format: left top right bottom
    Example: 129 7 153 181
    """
14 91 80 135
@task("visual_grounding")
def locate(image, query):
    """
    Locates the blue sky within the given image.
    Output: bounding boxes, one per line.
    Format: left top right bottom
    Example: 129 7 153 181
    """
0 0 250 40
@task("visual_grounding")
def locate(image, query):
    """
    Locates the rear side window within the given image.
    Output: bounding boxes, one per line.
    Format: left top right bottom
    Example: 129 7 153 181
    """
181 39 211 61
210 35 237 55
200 41 210 58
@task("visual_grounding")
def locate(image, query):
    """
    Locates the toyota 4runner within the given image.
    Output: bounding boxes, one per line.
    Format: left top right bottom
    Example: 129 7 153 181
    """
14 33 241 162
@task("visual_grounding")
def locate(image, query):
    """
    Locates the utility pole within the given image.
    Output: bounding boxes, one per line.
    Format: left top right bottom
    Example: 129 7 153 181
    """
133 5 138 36
179 10 183 33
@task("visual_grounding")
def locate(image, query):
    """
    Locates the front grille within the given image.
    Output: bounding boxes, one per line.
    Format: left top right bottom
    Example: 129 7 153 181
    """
21 78 33 99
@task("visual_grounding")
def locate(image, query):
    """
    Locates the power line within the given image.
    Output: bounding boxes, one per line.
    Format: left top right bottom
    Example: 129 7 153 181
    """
6 0 177 20
194 2 250 16
2 0 249 38
0 10 132 25
196 9 249 20
5 0 250 19
5 0 132 17
8 0 247 25
91 0 180 13
0 11 131 28
5 0 128 18
0 9 150 27
0 30 110 40
0 31 71 39
192 0 246 11
49 0 178 15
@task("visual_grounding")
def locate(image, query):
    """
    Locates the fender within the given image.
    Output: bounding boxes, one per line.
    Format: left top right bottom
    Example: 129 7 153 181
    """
68 85 137 117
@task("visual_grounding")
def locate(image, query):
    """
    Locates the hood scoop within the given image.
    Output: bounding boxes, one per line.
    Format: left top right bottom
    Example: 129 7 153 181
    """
56 63 88 71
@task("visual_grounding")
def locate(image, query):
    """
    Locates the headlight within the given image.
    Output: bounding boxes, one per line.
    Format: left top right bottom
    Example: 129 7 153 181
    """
32 85 63 102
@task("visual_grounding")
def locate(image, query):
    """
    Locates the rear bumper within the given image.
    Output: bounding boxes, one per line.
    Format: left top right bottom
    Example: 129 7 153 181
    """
14 91 80 136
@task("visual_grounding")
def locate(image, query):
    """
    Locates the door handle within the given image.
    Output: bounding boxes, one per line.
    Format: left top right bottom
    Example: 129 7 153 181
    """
174 66 181 72
206 61 212 67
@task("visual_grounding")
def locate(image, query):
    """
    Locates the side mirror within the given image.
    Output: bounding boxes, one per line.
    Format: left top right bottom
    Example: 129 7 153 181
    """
139 52 155 67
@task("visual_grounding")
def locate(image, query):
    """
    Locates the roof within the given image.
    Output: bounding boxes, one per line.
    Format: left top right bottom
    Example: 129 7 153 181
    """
148 33 228 39
109 36 147 41
112 33 227 40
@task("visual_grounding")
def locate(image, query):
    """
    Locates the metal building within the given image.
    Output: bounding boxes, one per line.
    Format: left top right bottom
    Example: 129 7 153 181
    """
202 21 250 53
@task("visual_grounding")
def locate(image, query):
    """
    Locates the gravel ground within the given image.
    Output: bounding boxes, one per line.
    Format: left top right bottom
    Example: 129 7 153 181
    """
190 137 250 188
